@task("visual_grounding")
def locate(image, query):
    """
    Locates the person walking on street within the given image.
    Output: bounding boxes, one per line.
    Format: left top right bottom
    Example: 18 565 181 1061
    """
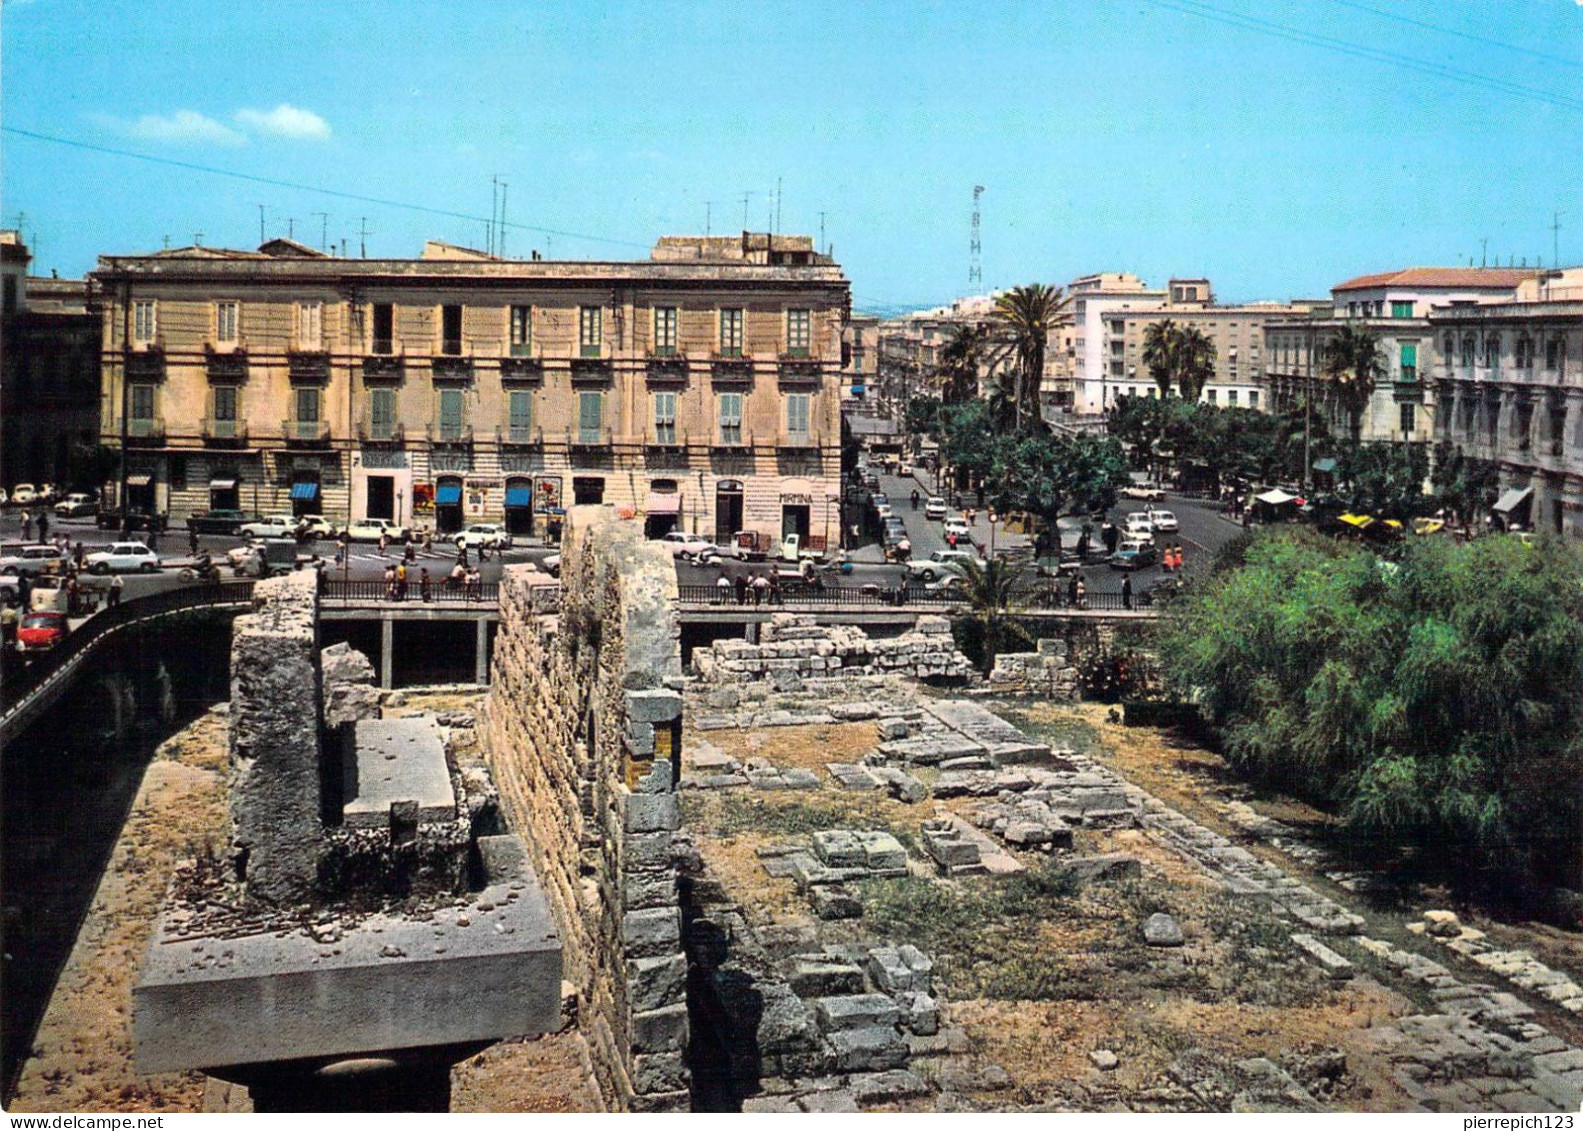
74 541 85 570
19 509 32 541
769 571 782 606
734 573 748 606
37 511 49 543
108 573 124 607
1075 576 1088 609
910 489 920 511
1121 572 1133 610
189 527 200 556
419 567 432 602
715 573 731 604
383 563 397 601
378 531 389 557
1067 571 1079 608
751 572 770 606
395 560 409 601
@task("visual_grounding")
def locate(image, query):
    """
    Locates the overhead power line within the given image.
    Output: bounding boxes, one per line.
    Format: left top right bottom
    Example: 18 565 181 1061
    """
1323 0 1583 71
1138 0 1583 115
1 126 653 252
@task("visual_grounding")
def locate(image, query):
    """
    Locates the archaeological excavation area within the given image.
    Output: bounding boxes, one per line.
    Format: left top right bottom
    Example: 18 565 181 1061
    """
6 505 1583 1114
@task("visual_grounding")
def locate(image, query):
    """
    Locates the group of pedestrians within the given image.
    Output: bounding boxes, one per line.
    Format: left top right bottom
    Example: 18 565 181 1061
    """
714 570 780 606
382 561 436 602
17 509 50 544
1159 543 1186 572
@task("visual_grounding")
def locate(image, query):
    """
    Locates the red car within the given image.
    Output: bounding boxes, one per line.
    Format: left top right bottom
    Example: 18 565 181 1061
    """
18 611 67 651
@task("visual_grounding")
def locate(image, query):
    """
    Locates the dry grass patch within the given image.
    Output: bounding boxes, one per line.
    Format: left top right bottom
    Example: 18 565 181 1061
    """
694 721 878 774
451 1034 602 1112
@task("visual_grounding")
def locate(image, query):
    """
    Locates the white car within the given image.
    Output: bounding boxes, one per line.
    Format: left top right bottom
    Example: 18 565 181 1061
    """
1123 514 1157 543
296 514 341 541
11 484 38 506
1121 484 1166 502
54 493 99 518
943 517 972 541
658 531 719 563
874 503 893 521
239 514 301 539
541 552 562 577
456 523 514 551
1145 509 1179 533
923 496 948 520
0 543 65 576
86 542 162 574
345 518 411 543
907 549 983 583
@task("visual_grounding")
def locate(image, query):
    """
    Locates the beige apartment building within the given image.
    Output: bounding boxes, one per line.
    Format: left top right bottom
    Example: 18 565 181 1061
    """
93 233 849 546
1428 268 1583 538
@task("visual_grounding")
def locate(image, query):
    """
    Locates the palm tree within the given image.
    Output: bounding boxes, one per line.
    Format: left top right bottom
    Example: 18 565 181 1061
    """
1322 325 1384 441
952 556 1033 673
936 323 993 404
1141 319 1179 397
1176 326 1217 404
992 283 1063 432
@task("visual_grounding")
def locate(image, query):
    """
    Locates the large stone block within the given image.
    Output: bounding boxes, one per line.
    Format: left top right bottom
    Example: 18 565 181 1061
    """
815 993 901 1033
625 792 680 833
623 906 682 957
628 954 687 1013
630 1003 689 1054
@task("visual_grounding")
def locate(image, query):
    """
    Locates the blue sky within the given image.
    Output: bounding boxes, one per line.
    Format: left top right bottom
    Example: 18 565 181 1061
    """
4 0 1581 312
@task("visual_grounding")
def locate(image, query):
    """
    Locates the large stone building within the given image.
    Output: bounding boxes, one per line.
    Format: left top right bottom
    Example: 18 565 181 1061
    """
1056 273 1308 416
840 313 879 403
1428 268 1583 537
92 233 849 546
0 232 102 491
1264 267 1533 444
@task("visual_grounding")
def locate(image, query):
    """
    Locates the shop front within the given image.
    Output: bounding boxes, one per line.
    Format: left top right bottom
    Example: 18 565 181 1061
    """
503 478 534 536
209 475 240 513
780 492 812 542
290 472 322 517
573 476 604 506
714 479 744 542
645 479 681 539
435 477 465 534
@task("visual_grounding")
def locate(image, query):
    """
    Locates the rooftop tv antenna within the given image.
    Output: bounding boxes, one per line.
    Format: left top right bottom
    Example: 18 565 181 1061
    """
969 185 984 289
313 212 330 252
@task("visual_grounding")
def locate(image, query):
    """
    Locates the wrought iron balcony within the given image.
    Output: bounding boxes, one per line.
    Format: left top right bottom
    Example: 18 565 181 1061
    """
362 352 404 381
710 357 754 384
287 349 331 383
777 357 823 385
281 418 331 446
431 354 474 381
570 357 613 384
496 424 543 449
645 354 690 384
357 421 405 446
499 355 544 382
202 417 249 446
645 429 688 462
776 434 819 454
204 346 249 382
124 346 166 382
709 429 753 455
126 416 166 446
427 423 473 447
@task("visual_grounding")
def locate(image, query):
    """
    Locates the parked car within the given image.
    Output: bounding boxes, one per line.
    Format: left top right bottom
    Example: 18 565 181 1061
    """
345 518 411 543
456 523 514 551
11 484 39 506
53 493 99 518
0 543 66 577
907 549 983 583
100 507 168 532
239 514 302 539
658 531 719 564
897 460 913 476
923 496 948 520
36 484 59 504
296 514 341 541
1108 539 1159 570
18 610 68 652
183 509 252 535
870 493 889 509
85 542 162 574
1120 483 1166 502
1145 509 1179 533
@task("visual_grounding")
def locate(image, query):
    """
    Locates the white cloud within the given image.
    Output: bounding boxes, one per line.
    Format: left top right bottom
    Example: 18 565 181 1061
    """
92 109 246 146
235 103 331 141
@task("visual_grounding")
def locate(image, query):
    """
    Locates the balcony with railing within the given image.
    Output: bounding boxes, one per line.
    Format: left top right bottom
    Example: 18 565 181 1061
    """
431 343 474 381
499 352 544 382
202 417 249 447
776 432 819 455
126 416 166 446
427 422 473 448
645 426 688 463
709 428 753 456
287 348 331 382
281 418 332 446
358 421 406 447
496 424 543 449
777 356 823 385
124 345 166 382
710 356 754 384
568 426 613 455
363 342 405 381
645 353 690 384
570 356 614 384
205 345 249 382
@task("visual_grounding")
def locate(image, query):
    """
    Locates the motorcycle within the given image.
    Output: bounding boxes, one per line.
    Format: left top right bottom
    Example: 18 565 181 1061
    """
179 557 221 583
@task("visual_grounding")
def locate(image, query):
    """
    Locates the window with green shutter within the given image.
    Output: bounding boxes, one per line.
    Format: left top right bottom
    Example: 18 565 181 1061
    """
508 389 532 441
718 392 742 444
579 307 602 357
653 307 678 355
653 391 677 444
719 309 743 358
578 391 603 443
1392 301 1414 319
510 306 532 356
786 393 810 442
439 387 463 440
1400 343 1418 381
786 309 811 357
369 387 394 440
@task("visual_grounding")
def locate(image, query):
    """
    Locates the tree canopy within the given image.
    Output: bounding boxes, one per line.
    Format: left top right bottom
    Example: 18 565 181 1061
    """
991 284 1062 432
1158 529 1583 895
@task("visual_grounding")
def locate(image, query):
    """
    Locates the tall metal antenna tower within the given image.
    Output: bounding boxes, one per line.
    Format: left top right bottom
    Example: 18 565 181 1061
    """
968 185 984 289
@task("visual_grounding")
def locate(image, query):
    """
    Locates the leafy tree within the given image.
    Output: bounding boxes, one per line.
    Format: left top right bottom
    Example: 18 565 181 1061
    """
905 395 942 442
1335 440 1431 519
938 399 1000 492
1322 325 1385 441
1430 442 1500 524
936 323 995 404
992 283 1062 432
1159 529 1583 895
987 428 1127 555
1176 326 1217 404
950 556 1033 673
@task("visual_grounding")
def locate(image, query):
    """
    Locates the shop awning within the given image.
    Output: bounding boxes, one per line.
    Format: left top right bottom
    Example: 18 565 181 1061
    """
1312 458 1338 474
504 487 533 507
1255 488 1297 505
1339 513 1375 529
435 484 463 506
646 493 680 515
209 478 238 491
1492 486 1532 514
289 482 320 501
125 474 153 487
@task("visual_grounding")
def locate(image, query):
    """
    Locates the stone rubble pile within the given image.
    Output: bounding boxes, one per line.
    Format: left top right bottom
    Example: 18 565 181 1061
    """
919 816 1024 876
1352 934 1583 1112
759 830 911 920
692 615 974 685
1409 911 1583 1016
987 637 1080 699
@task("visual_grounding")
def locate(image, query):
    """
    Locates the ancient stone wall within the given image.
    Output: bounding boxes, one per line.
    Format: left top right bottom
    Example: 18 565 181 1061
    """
228 571 323 904
692 614 974 687
478 507 690 1112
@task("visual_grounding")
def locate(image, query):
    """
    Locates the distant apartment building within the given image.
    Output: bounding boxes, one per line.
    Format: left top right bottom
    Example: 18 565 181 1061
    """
1264 267 1532 443
841 313 879 403
92 232 849 547
0 231 101 489
1428 268 1583 537
876 293 1004 408
1057 273 1301 415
